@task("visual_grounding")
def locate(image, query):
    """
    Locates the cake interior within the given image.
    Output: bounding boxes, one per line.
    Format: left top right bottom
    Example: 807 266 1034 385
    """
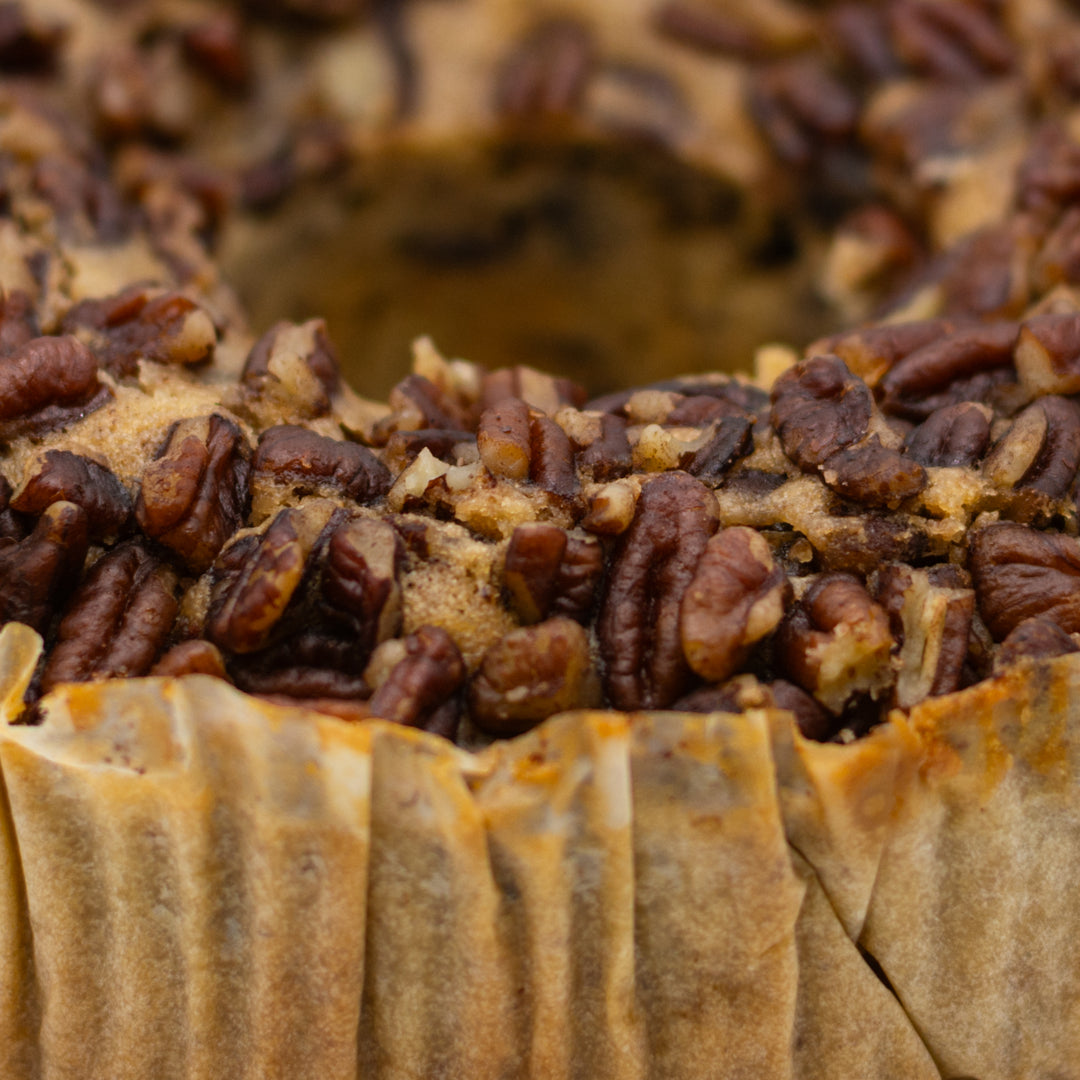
219 137 839 396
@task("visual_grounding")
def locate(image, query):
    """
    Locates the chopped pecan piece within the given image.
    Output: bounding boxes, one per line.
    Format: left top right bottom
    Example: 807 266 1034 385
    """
135 415 251 574
873 562 973 708
503 523 602 624
62 286 216 377
598 472 718 709
241 320 341 418
368 625 466 740
1015 312 1080 397
374 373 473 443
771 355 872 469
577 413 632 482
382 428 474 476
995 616 1080 672
876 322 1019 420
254 425 390 504
151 639 227 679
469 617 600 736
40 542 178 692
679 527 790 683
903 402 992 468
496 18 595 118
0 336 108 443
0 501 88 632
11 450 131 540
776 573 894 713
686 417 754 484
969 523 1080 640
982 396 1080 500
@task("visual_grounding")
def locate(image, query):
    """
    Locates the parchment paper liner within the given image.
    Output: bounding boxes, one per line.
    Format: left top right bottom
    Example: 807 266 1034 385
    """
7 622 1077 1076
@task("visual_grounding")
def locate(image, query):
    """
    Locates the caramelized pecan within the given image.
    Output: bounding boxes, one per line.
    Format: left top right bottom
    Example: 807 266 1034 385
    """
62 286 216 377
903 402 992 468
0 336 108 443
375 373 473 443
496 18 594 118
0 501 88 632
503 523 602 624
181 11 251 93
653 2 763 58
11 450 131 540
876 322 1019 420
241 319 340 418
679 527 790 683
367 625 466 739
776 573 894 713
529 415 579 499
969 523 1080 640
0 291 39 357
382 428 474 476
686 417 754 484
254 425 390 504
598 472 718 709
0 475 25 543
771 355 872 469
477 397 530 480
481 365 585 413
469 617 599 736
40 541 178 692
135 415 250 573
811 319 955 388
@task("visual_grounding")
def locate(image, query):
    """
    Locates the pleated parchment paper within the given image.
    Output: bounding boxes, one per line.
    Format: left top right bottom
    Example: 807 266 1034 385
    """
0 621 1077 1078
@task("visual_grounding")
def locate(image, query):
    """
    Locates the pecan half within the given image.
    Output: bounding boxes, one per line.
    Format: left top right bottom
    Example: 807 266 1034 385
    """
62 286 216 377
969 523 1080 640
982 396 1080 501
903 401 992 467
822 436 927 509
0 336 108 443
481 365 585 414
241 319 341 418
810 319 955 388
320 517 404 659
135 414 250 573
679 527 790 683
496 18 594 119
477 397 580 498
469 617 599 736
40 542 178 692
876 322 1019 420
11 450 131 540
503 523 602 624
367 625 466 740
995 616 1080 672
598 472 718 709
0 501 88 632
576 413 632 483
253 425 390 504
206 505 333 655
776 573 894 713
888 0 1015 83
771 355 872 469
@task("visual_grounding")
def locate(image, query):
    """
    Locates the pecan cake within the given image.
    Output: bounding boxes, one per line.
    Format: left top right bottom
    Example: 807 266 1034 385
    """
3 0 1080 1078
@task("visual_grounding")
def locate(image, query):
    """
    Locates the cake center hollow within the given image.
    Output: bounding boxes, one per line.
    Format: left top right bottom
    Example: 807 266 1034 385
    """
219 138 839 397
